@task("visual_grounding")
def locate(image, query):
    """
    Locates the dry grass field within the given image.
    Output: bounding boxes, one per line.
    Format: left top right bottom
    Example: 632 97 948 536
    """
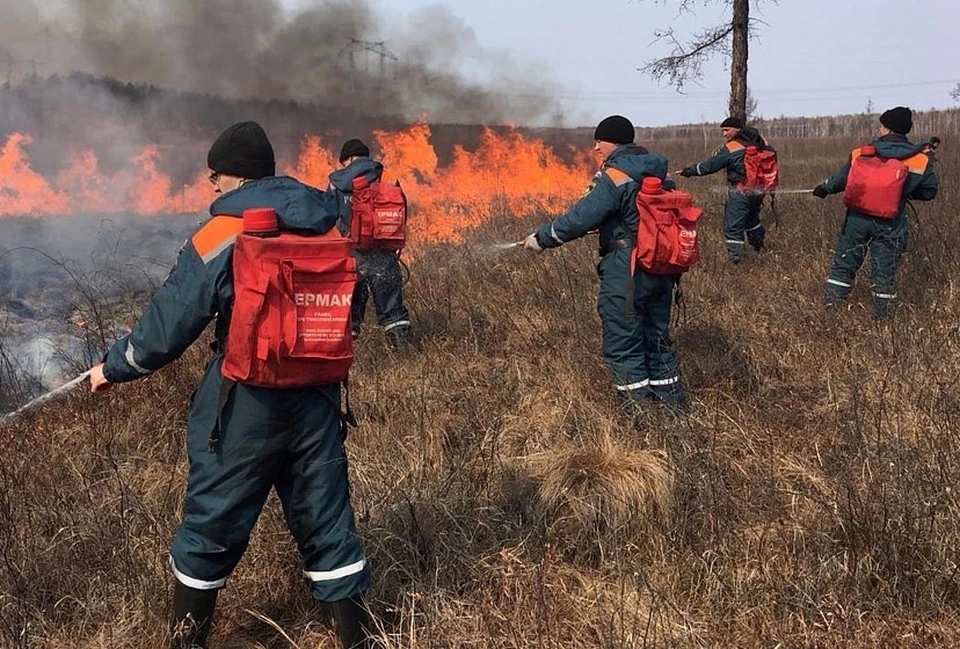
1 131 957 648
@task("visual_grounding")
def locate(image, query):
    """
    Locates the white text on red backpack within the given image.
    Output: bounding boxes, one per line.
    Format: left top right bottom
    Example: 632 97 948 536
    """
350 176 408 251
634 176 702 275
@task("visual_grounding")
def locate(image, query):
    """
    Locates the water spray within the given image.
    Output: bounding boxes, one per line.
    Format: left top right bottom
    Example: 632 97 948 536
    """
0 370 90 424
709 187 817 196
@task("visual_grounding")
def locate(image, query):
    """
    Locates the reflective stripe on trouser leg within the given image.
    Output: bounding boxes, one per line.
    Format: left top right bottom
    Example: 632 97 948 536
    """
383 319 411 332
615 379 653 405
597 250 650 403
635 270 684 407
170 556 227 590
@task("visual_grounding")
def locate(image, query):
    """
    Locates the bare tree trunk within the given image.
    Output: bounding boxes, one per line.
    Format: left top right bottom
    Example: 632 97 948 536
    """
728 0 749 121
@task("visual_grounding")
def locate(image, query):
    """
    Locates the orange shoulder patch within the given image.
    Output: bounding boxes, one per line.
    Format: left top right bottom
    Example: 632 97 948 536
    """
192 215 245 264
603 168 633 186
725 141 745 152
901 152 929 175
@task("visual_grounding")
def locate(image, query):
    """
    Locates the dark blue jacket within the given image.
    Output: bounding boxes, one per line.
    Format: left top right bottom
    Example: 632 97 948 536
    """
820 134 938 220
534 144 671 252
328 157 384 235
103 176 341 383
681 127 772 186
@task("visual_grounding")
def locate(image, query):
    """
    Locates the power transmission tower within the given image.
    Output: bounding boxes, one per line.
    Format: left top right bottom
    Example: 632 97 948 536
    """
337 38 398 110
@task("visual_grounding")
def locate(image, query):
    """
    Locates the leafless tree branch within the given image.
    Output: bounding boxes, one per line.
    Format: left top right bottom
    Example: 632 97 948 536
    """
639 23 733 92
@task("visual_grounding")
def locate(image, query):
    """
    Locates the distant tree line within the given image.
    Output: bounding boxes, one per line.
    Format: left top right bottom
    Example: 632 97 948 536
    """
635 109 960 142
0 73 954 180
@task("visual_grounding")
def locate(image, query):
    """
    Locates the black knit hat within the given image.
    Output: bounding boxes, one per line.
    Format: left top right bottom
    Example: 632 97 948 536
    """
720 116 744 129
880 106 912 134
339 138 370 163
207 121 275 179
593 115 635 145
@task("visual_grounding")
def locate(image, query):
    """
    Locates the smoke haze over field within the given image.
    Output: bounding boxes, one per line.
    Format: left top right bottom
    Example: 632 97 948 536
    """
0 0 559 125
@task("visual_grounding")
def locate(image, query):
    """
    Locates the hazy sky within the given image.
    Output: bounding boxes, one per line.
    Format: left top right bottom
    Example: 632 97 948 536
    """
283 0 960 127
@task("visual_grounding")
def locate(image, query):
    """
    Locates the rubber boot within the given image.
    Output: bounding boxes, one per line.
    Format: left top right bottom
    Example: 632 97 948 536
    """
385 324 416 351
170 581 219 649
329 593 377 649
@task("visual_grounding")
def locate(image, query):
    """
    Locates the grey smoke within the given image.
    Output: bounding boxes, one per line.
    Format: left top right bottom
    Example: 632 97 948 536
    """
0 0 560 125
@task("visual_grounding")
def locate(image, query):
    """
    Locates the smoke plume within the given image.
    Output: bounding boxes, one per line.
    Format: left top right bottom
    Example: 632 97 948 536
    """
0 0 559 125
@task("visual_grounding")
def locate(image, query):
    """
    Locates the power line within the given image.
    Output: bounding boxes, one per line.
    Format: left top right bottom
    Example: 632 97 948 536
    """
499 78 959 101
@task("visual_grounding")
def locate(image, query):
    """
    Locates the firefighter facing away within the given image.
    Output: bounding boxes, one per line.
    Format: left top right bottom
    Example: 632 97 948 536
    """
88 122 377 648
521 115 686 412
677 117 777 263
813 106 938 319
328 138 414 349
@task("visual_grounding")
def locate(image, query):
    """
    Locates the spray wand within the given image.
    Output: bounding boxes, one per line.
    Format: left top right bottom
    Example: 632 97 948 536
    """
0 370 92 425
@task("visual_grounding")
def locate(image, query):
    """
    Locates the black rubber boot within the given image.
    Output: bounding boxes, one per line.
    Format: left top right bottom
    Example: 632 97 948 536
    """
385 325 417 351
170 581 219 649
329 593 377 649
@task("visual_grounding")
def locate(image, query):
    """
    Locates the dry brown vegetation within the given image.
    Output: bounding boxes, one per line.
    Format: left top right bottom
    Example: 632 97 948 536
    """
1 132 959 647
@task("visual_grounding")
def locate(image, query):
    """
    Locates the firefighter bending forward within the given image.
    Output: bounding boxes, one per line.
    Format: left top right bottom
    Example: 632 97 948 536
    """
88 122 376 649
521 115 686 413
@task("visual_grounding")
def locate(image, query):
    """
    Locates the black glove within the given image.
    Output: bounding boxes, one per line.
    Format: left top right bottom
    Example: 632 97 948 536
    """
679 168 693 178
812 185 829 199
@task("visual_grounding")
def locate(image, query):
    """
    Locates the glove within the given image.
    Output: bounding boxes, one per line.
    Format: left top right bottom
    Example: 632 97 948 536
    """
522 233 543 252
812 185 829 199
679 168 693 178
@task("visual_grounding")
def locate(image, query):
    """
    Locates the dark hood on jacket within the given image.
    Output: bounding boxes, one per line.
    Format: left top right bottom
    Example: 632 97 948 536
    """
872 133 928 160
736 126 767 147
328 157 384 192
604 143 669 181
209 175 340 234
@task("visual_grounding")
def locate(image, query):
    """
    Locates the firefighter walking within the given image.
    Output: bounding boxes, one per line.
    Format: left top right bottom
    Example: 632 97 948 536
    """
88 122 377 648
329 138 414 349
521 115 687 413
813 106 939 319
677 117 778 263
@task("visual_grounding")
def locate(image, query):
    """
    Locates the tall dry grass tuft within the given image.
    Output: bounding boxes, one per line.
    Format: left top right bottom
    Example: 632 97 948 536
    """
525 429 673 559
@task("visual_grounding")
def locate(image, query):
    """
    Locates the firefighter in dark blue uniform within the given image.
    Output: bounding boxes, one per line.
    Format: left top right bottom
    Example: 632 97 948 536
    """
813 106 938 319
521 115 685 412
88 122 376 649
677 117 771 263
329 139 414 349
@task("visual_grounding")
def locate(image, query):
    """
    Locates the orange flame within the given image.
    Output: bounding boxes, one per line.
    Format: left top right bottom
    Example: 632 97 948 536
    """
0 125 596 244
0 133 71 215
